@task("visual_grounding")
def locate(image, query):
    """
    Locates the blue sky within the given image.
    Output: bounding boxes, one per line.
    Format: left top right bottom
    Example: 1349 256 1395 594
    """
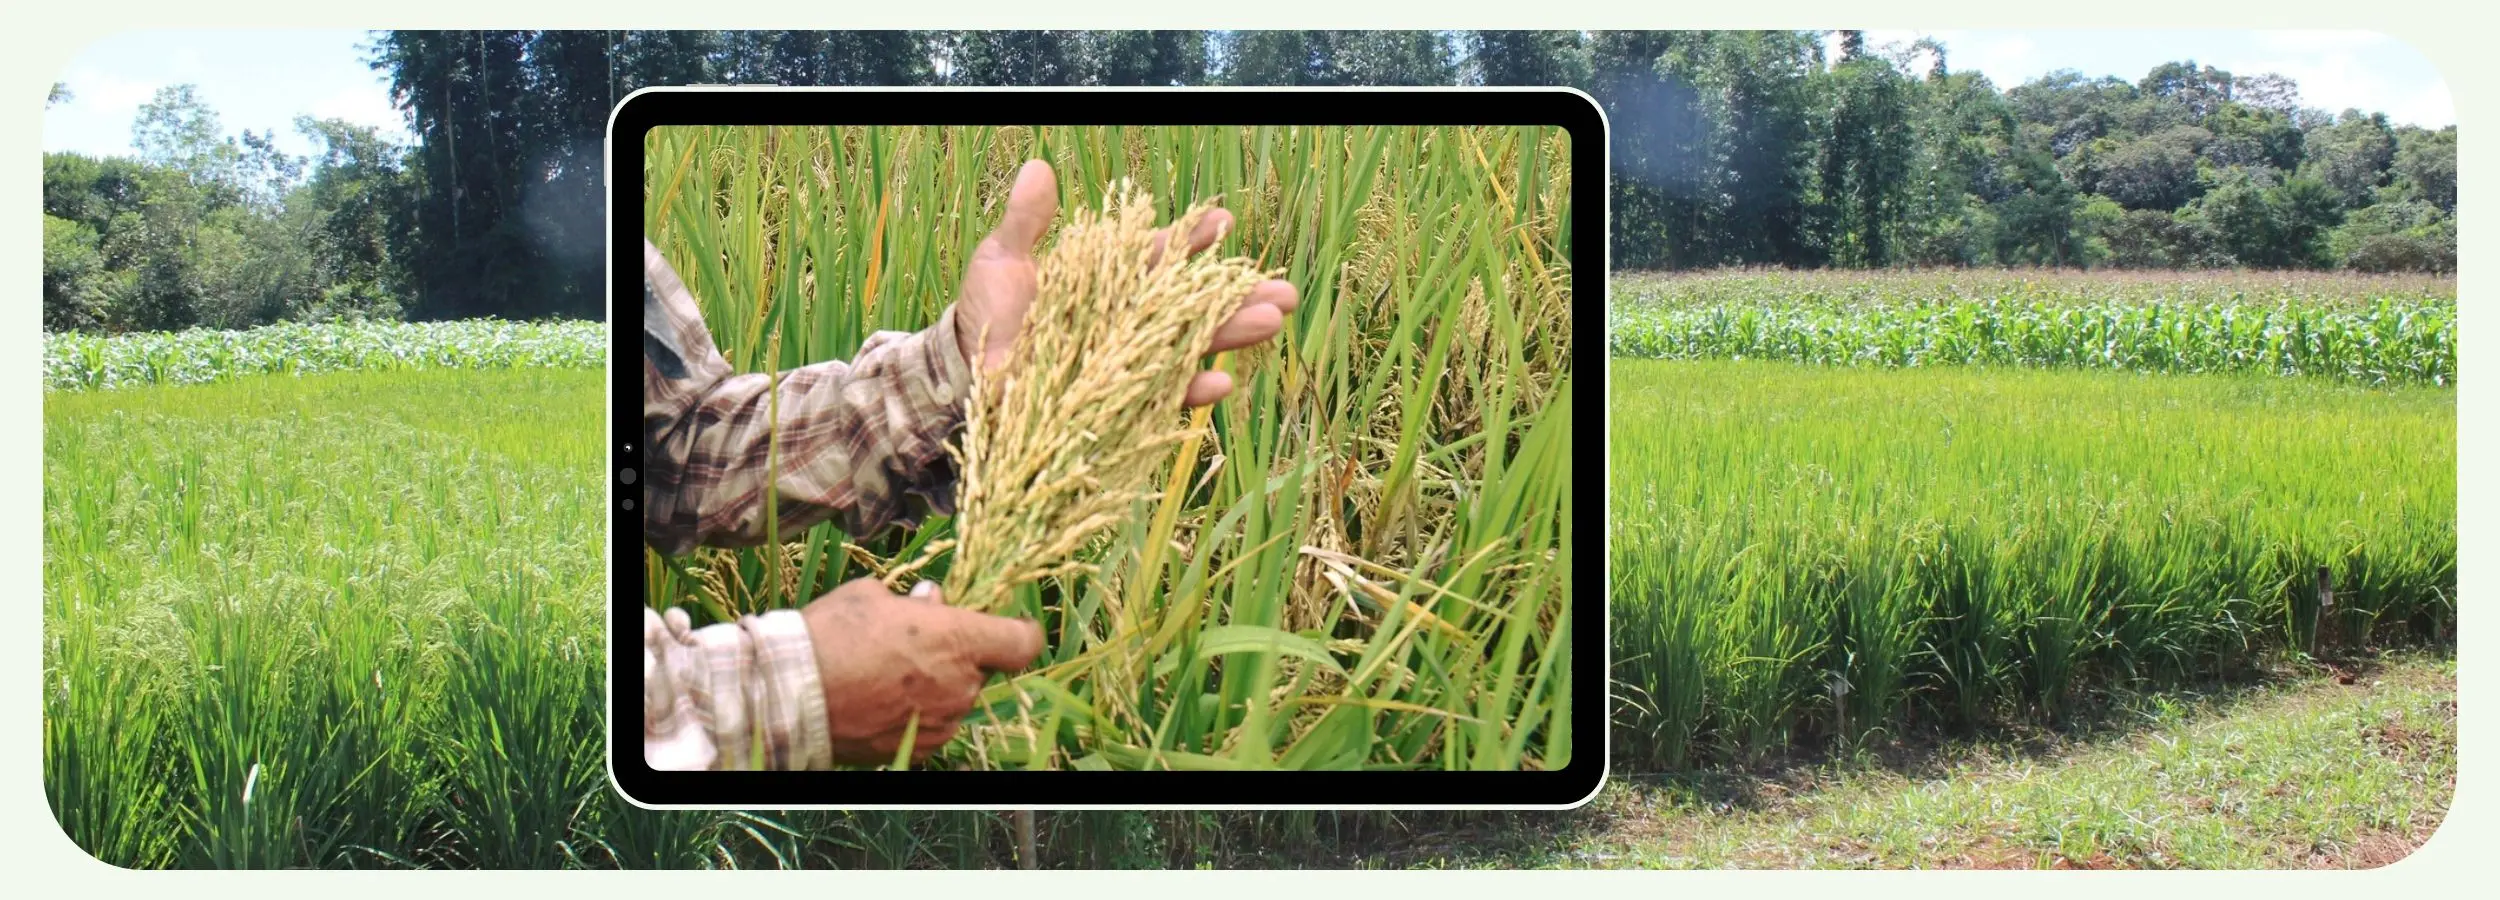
1845 29 2454 127
41 29 2455 161
46 30 409 160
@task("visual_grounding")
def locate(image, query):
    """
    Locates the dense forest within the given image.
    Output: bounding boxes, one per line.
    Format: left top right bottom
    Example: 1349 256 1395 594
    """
42 30 2459 334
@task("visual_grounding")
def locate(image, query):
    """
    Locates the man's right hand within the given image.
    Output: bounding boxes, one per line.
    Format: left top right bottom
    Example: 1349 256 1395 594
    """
799 577 1046 765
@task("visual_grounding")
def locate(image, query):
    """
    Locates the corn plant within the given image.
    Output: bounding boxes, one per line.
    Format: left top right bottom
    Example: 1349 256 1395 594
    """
1609 269 2457 386
43 319 606 392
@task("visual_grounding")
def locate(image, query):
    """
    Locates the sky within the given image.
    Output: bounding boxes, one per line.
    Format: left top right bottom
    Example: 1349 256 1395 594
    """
40 29 2456 162
1841 29 2454 128
44 30 409 160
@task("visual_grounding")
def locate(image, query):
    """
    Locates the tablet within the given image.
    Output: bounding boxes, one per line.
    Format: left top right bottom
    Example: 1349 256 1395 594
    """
608 87 1607 809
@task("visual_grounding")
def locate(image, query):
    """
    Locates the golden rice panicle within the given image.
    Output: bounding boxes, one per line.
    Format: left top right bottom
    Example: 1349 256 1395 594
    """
948 180 1276 614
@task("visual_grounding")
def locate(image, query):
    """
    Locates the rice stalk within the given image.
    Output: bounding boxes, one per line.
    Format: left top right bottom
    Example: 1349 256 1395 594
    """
943 182 1278 616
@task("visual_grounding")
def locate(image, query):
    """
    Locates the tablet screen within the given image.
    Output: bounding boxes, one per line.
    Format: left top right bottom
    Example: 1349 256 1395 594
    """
608 88 1605 808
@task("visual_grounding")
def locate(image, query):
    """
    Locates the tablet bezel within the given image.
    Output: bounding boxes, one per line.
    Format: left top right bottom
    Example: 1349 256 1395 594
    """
608 86 1609 810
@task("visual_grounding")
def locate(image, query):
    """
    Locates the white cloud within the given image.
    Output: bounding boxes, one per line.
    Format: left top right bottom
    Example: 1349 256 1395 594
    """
2391 82 2457 129
60 67 163 117
1954 35 2038 89
306 86 408 134
2225 49 2450 126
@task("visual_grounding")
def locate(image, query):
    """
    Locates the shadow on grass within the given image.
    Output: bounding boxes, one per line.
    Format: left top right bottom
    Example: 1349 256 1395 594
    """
1216 644 2452 870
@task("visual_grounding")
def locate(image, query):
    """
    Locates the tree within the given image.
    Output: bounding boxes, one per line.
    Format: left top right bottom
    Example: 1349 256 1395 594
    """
293 116 416 320
2200 103 2302 171
1463 31 1588 87
2391 126 2456 214
1085 31 1211 86
2233 73 2300 115
613 30 719 90
1990 127 2093 267
1214 31 1455 86
373 31 547 320
2005 70 2136 156
2138 60 2236 123
2272 173 2345 267
1585 30 1700 268
719 31 938 85
1900 69 2015 264
2099 206 2190 268
1816 51 1916 265
2302 109 2398 208
2329 197 2453 272
43 214 110 331
2180 165 2337 268
132 85 240 194
2092 126 2210 211
47 82 71 108
1651 31 1822 266
945 31 1084 85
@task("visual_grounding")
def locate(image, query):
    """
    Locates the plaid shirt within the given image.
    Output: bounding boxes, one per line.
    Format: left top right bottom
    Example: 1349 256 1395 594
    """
639 237 974 771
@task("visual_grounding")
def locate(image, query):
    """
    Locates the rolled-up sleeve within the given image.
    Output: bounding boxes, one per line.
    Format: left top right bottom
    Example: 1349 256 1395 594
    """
640 237 975 557
643 606 832 771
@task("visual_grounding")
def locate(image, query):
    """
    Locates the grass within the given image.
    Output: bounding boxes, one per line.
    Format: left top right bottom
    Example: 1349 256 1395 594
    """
641 124 1576 771
1610 268 2457 385
1610 360 2455 769
42 318 606 391
1374 650 2458 869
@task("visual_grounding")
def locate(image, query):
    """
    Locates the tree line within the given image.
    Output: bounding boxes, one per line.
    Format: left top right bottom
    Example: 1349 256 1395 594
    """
42 30 2458 334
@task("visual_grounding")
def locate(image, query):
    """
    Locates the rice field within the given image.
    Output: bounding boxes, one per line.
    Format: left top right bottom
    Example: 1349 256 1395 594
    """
40 120 2459 865
43 121 1579 866
45 369 608 867
1610 359 2456 768
46 366 1591 867
640 124 1577 772
1610 270 2457 385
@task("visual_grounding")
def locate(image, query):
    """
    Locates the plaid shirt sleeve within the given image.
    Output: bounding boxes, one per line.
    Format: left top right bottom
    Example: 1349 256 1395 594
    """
644 606 833 771
641 237 975 558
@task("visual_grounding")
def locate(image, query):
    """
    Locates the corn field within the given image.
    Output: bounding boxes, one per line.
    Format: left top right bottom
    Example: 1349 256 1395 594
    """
1610 270 2457 385
639 124 1579 772
43 319 607 392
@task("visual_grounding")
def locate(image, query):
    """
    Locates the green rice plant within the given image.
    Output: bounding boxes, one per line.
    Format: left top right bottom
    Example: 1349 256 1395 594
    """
44 370 612 868
41 359 1577 866
1609 269 2457 385
43 616 178 868
642 124 1574 772
1609 359 2456 767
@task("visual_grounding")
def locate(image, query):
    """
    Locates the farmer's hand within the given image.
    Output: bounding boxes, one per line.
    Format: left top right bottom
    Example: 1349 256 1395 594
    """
800 577 1045 765
955 159 1299 408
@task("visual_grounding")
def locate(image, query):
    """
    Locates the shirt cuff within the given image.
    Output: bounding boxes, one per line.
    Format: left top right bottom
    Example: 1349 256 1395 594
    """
748 609 833 771
929 304 976 395
858 305 974 402
644 606 719 771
